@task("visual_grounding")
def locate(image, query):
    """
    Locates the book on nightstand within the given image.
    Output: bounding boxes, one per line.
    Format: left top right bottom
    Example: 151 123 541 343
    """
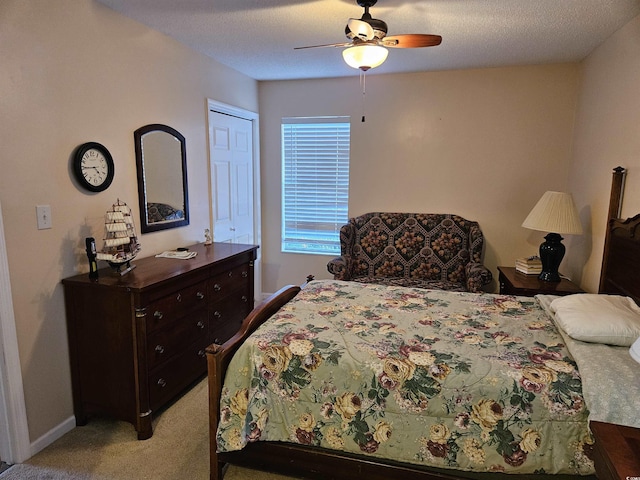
515 256 542 275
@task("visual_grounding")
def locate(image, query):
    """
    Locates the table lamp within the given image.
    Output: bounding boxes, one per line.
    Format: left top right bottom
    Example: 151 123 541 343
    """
522 191 583 282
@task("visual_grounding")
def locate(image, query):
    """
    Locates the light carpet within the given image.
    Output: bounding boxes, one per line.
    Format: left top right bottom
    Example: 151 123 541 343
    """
1 378 298 480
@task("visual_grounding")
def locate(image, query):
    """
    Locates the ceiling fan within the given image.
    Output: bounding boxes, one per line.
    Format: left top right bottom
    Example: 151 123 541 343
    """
295 0 442 71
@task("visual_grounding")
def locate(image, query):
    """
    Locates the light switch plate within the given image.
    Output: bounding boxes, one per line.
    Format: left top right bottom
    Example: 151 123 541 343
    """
36 205 52 230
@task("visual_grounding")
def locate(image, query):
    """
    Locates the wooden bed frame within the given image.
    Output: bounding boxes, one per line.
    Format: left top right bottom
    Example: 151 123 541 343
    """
599 167 640 303
206 167 638 480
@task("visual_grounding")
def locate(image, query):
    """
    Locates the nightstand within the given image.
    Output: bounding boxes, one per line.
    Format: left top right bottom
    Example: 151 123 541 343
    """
590 421 640 480
497 266 584 297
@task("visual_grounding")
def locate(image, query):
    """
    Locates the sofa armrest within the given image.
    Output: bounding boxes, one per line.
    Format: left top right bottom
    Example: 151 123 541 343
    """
327 256 353 281
465 262 493 293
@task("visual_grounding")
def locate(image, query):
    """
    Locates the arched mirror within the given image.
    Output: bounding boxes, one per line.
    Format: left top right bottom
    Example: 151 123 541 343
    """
134 124 189 233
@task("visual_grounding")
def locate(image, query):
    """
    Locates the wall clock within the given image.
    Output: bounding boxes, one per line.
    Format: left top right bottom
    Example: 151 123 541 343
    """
72 142 115 192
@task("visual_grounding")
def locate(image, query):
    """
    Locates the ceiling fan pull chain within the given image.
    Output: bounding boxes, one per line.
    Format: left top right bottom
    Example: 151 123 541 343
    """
360 70 366 122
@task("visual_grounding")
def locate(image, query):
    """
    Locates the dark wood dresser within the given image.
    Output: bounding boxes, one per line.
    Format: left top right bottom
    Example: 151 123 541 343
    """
62 242 258 439
590 421 640 480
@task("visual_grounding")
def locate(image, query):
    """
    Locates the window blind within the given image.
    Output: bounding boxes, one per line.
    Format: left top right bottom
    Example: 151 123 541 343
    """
282 117 350 255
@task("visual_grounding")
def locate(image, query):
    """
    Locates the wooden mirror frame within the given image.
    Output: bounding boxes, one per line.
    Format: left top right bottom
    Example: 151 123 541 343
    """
134 124 189 233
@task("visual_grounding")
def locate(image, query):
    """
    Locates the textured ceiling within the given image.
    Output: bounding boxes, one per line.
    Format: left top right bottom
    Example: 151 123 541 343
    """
96 0 640 81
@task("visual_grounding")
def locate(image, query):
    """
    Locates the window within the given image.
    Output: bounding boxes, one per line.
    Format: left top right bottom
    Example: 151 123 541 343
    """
282 117 350 255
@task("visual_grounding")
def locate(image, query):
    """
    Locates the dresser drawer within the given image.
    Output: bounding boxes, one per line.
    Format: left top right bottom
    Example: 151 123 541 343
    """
146 309 208 370
209 263 251 300
145 281 208 333
210 288 252 345
148 337 209 411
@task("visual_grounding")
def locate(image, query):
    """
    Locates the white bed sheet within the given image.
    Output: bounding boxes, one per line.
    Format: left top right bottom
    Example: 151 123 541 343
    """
537 294 640 428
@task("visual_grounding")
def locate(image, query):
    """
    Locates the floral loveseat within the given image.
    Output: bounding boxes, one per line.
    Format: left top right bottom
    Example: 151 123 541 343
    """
327 212 492 292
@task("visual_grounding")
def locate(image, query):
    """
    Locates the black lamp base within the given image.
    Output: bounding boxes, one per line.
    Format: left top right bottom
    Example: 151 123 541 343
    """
538 233 565 282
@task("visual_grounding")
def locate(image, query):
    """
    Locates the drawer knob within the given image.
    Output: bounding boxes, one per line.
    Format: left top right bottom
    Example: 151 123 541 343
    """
241 295 248 303
196 320 205 329
155 345 165 354
197 292 205 300
157 378 167 388
228 271 233 277
198 349 206 358
213 284 221 292
154 311 163 320
213 311 222 319
242 271 248 278
213 338 220 344
176 293 182 302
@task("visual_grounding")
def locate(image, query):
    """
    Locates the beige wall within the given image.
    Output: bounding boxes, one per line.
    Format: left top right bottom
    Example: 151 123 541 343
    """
258 65 580 294
0 0 258 443
568 14 640 292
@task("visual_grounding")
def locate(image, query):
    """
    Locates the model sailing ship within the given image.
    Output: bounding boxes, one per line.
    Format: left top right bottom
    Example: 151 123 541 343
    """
96 199 141 275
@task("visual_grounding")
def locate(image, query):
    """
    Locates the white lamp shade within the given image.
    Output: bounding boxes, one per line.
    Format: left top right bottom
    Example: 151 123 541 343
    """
631 337 640 364
522 191 583 235
342 44 388 70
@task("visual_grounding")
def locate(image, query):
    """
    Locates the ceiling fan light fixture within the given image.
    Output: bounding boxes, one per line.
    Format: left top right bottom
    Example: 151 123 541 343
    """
342 44 388 71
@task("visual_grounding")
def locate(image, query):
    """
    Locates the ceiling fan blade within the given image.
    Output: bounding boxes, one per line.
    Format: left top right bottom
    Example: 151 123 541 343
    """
382 34 442 48
294 42 352 50
347 18 375 41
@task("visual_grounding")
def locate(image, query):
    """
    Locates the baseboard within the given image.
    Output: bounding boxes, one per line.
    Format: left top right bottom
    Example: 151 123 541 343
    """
260 292 273 301
29 415 76 458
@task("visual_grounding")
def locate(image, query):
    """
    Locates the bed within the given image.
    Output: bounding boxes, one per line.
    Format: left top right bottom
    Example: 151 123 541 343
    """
206 167 639 480
146 201 185 223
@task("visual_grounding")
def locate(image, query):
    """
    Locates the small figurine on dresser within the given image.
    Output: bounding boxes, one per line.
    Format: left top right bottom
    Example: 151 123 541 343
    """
204 228 213 245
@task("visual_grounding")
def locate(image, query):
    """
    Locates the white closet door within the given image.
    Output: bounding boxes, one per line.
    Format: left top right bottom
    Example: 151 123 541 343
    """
209 111 254 245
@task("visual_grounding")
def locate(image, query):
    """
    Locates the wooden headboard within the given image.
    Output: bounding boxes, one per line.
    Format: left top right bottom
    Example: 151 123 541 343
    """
599 167 640 304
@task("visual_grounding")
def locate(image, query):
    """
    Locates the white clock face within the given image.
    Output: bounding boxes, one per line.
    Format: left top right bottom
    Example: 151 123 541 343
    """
81 149 109 186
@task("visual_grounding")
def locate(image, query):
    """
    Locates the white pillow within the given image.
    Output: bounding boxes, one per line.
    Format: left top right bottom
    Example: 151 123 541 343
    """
550 294 640 346
630 337 640 363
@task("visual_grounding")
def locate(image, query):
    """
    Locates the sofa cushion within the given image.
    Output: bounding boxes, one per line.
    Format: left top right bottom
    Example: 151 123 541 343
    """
351 214 476 283
351 276 468 292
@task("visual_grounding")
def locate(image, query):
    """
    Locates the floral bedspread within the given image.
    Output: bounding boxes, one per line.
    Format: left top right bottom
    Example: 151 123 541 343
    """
217 280 594 475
